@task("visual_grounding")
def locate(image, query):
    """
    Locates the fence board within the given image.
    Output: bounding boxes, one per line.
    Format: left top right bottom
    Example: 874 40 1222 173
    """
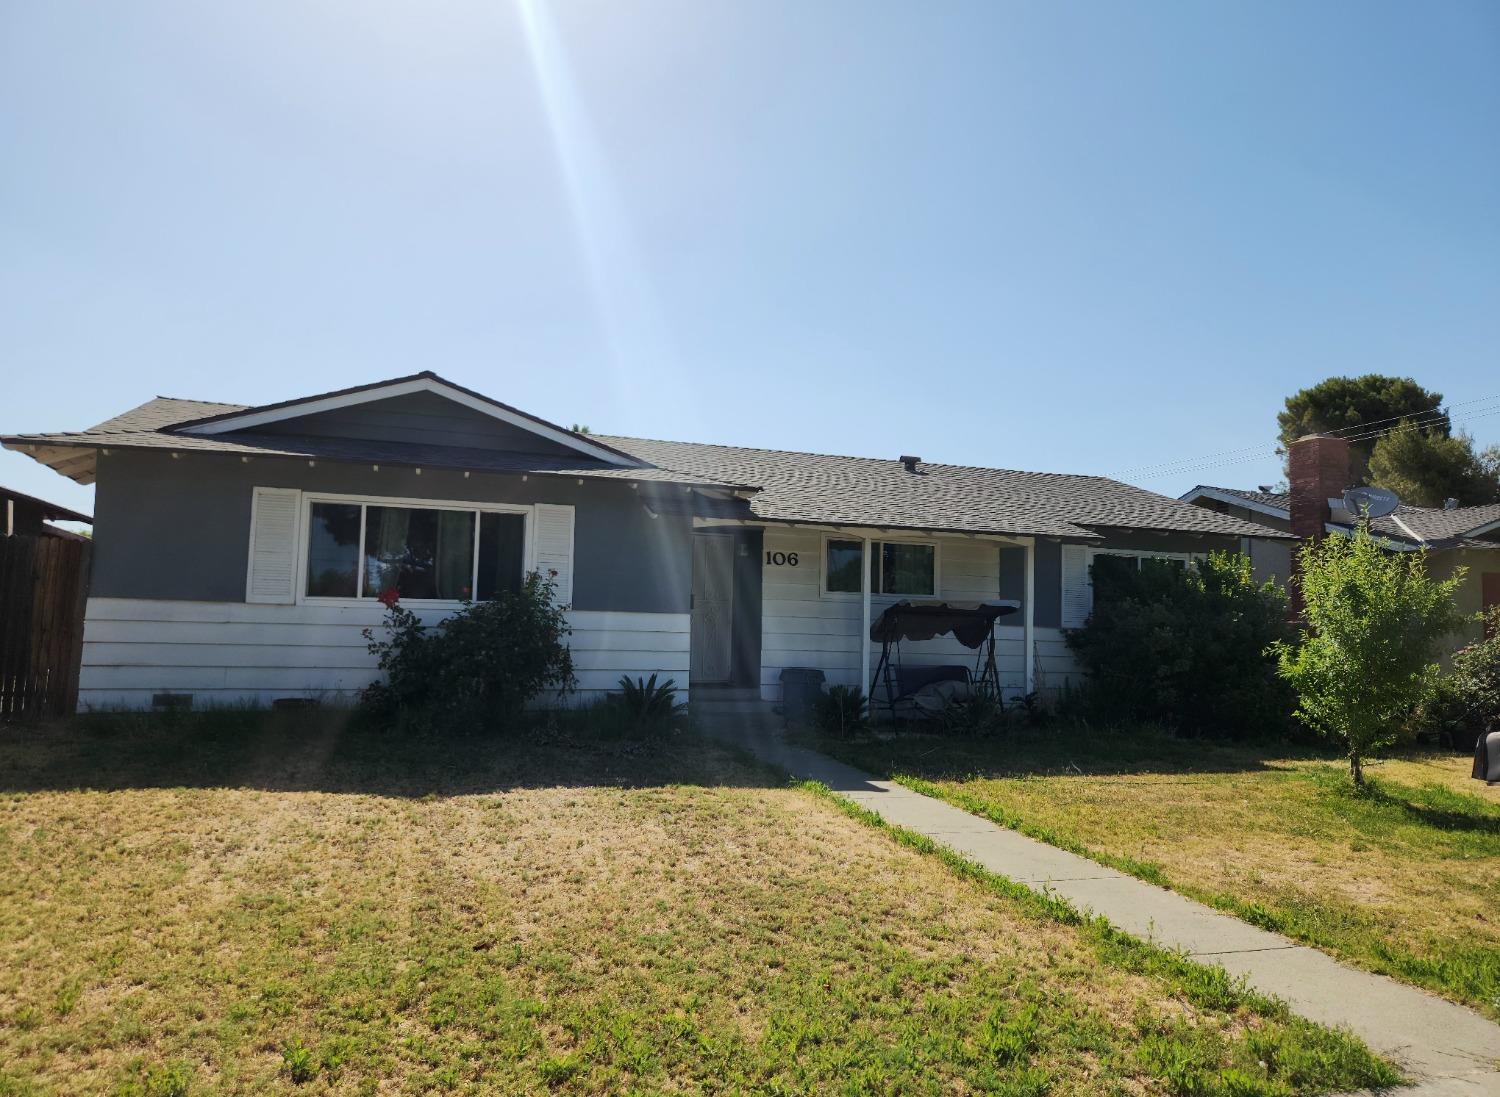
0 535 91 721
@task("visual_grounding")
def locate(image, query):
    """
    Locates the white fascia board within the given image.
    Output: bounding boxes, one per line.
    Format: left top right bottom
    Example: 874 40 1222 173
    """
1179 486 1289 521
177 377 637 466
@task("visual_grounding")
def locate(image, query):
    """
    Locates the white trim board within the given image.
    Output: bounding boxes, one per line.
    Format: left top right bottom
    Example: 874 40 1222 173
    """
177 376 636 466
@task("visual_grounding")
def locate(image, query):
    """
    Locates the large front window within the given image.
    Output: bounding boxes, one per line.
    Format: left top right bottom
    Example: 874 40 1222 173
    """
304 499 526 601
824 538 937 596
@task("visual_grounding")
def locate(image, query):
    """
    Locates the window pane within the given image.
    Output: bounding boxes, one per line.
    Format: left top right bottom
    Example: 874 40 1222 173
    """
363 506 475 601
881 542 935 596
477 513 526 600
826 539 864 593
306 503 361 597
1090 554 1138 605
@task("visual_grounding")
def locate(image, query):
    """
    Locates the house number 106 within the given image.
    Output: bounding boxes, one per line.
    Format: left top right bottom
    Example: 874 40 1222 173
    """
765 551 799 566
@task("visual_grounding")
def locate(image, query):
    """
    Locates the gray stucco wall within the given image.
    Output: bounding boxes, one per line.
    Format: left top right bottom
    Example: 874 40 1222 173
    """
90 450 692 613
255 390 582 456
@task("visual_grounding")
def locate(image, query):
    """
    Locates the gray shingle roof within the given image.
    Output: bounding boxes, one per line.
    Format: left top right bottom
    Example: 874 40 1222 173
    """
1192 484 1500 549
596 436 1288 541
1192 485 1292 512
6 391 1290 542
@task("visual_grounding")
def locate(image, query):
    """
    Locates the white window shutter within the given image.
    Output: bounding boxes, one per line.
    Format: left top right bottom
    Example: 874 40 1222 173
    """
1060 544 1091 629
533 503 575 607
246 487 301 604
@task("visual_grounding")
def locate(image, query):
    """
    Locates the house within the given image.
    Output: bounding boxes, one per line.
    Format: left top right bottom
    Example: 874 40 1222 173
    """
2 372 1285 710
1181 434 1500 646
1 485 91 539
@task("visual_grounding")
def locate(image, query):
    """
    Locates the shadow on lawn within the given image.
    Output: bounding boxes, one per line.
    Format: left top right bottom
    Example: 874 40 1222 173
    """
795 724 1318 783
0 708 779 797
1352 778 1500 835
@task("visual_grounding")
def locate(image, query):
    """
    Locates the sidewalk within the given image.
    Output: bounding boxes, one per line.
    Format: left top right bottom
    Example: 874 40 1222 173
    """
705 717 1500 1094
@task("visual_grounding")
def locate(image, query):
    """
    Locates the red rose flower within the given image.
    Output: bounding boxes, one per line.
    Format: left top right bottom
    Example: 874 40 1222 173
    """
377 587 401 609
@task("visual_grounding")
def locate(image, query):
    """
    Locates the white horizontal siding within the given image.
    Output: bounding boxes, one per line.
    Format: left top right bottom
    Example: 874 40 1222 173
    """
78 598 689 709
757 529 1080 702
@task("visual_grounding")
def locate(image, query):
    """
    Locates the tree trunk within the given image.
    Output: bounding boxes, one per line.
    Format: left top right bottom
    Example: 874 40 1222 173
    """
1349 753 1364 786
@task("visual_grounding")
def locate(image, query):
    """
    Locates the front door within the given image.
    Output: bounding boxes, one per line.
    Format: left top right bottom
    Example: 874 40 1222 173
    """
691 535 736 685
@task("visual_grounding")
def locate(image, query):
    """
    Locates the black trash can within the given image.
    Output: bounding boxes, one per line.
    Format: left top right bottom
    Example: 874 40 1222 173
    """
779 668 826 726
1474 730 1500 785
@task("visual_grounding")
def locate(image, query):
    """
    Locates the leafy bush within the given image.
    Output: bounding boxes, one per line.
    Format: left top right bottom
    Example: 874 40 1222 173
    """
361 571 575 729
615 674 684 729
1275 527 1465 784
1415 609 1500 751
1065 552 1294 739
815 685 868 739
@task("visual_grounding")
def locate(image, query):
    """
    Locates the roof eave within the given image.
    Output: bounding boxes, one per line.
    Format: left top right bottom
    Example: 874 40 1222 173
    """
2 435 754 493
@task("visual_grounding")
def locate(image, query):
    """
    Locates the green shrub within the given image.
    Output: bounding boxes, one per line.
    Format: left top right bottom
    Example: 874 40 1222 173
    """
815 685 868 739
361 571 575 729
1416 609 1500 751
614 674 684 730
1065 552 1294 738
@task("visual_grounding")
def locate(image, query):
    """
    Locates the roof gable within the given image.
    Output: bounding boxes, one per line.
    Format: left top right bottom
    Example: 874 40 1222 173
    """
171 372 642 466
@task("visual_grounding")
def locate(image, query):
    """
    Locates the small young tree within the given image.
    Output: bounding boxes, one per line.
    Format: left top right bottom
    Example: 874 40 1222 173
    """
1274 527 1465 785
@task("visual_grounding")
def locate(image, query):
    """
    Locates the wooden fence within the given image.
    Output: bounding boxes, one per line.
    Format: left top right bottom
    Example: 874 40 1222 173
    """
0 535 91 722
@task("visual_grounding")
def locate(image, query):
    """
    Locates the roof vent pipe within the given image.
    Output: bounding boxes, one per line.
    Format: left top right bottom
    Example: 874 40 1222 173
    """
899 455 922 473
1444 497 1459 510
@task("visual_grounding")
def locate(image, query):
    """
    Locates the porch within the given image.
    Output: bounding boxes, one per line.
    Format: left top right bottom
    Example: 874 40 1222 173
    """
689 521 1081 710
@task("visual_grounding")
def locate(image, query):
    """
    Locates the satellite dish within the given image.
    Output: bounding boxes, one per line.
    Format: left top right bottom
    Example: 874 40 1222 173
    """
1343 486 1399 520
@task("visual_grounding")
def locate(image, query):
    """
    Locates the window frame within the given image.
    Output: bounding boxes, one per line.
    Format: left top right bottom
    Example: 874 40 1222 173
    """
1082 547 1204 614
295 491 535 607
819 534 942 599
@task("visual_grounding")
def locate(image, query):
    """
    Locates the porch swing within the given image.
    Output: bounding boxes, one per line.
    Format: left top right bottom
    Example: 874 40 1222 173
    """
868 600 1020 721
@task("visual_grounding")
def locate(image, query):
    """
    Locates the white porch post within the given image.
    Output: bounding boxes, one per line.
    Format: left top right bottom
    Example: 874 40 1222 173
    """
1022 537 1036 697
861 535 872 698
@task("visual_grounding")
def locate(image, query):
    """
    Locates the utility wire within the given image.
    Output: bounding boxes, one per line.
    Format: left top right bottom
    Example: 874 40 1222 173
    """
1119 404 1500 484
1116 392 1500 480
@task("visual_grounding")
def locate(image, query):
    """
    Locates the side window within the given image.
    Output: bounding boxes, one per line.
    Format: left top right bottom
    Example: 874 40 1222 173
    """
823 539 937 596
825 539 865 593
879 542 935 596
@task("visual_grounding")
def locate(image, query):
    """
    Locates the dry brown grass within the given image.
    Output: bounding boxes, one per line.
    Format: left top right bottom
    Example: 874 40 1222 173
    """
0 712 1392 1094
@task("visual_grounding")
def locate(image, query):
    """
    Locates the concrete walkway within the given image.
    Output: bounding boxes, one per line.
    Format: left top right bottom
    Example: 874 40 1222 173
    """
701 713 1500 1094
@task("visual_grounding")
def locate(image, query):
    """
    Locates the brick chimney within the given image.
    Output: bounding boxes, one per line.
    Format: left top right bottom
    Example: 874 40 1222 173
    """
1287 434 1351 615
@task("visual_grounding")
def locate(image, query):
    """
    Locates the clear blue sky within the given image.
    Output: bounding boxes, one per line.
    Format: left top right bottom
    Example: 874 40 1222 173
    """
4 0 1498 518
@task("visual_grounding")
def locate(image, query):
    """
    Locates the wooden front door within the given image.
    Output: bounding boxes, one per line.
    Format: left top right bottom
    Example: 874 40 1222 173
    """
691 536 736 685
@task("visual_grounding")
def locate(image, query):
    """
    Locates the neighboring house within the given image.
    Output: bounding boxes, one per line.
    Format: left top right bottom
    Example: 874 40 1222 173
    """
2 372 1283 710
1 485 91 539
1182 435 1500 649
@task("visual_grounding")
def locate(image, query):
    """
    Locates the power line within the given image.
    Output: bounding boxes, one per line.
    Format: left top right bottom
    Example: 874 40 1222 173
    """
1115 391 1500 480
1119 403 1500 484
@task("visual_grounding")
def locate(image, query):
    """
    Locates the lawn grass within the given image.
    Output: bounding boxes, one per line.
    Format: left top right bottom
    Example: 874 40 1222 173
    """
797 722 1500 1022
0 708 1396 1095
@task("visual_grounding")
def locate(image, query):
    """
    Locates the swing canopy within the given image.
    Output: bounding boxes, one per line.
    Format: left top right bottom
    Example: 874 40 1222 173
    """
869 600 1020 647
